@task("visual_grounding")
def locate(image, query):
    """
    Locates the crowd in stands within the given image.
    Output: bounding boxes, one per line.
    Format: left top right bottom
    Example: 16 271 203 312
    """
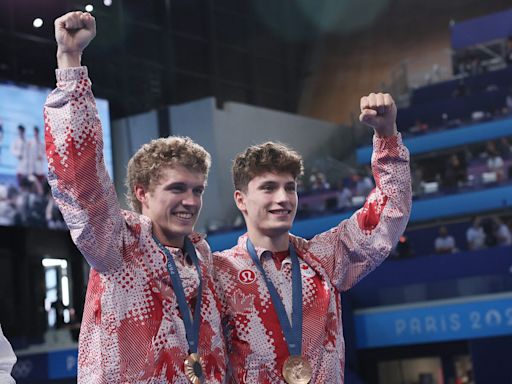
294 166 375 218
411 137 512 196
399 37 512 139
0 177 66 230
401 87 512 138
391 214 512 259
0 123 67 230
289 135 512 221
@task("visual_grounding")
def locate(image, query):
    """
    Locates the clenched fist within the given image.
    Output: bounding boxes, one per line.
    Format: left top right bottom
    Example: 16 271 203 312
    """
55 11 96 68
359 93 398 138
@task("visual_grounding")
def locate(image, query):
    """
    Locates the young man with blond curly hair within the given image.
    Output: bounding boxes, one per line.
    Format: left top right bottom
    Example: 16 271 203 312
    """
44 11 226 383
213 94 412 383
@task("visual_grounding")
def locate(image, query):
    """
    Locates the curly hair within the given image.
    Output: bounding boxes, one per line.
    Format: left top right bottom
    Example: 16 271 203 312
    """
232 141 303 191
126 136 211 213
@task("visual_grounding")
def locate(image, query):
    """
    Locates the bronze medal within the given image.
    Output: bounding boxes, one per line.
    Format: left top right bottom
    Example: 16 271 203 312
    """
184 353 204 384
282 355 312 384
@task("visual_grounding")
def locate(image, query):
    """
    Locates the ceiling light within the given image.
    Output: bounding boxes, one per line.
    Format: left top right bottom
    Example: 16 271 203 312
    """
33 18 43 28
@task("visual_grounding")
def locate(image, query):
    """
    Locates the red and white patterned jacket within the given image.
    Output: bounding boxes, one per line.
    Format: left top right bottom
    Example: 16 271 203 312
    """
44 67 227 383
213 133 411 383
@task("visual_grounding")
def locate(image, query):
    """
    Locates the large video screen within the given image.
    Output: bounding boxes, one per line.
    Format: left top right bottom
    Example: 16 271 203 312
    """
0 82 113 229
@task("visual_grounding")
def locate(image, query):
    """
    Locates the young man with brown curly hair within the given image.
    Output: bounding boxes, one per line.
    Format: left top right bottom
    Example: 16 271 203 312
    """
213 94 412 383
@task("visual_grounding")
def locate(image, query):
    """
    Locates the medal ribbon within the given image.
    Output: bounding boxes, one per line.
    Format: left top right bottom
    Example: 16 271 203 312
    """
153 235 202 354
247 238 303 356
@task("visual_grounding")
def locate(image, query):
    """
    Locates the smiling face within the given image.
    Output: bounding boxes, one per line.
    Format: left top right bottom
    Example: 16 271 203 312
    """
235 172 297 246
136 165 206 248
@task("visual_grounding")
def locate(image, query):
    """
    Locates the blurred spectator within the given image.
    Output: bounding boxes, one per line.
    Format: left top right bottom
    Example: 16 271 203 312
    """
443 154 466 190
296 178 306 194
483 140 497 157
409 119 429 135
466 217 486 251
496 137 511 159
391 234 413 259
308 169 319 189
51 299 67 329
14 175 47 227
506 93 512 113
45 191 66 230
486 148 505 181
353 169 374 197
310 171 330 191
411 164 424 196
28 126 46 182
492 216 512 246
0 185 16 226
10 124 30 185
482 217 498 248
335 180 352 210
435 226 457 254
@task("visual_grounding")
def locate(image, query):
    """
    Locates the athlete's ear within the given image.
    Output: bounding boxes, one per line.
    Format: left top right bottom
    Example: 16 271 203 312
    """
234 190 247 213
135 184 148 208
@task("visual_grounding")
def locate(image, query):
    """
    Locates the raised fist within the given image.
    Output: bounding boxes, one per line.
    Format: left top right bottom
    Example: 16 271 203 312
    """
359 93 398 137
55 11 96 56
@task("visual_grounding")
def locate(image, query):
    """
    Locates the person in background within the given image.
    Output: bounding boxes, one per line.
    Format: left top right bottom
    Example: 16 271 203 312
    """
434 226 457 254
496 137 511 160
27 126 46 182
10 124 29 185
0 324 16 384
353 169 374 197
335 179 352 211
442 154 466 191
492 216 512 246
0 184 17 226
466 217 486 251
486 148 505 182
392 234 414 259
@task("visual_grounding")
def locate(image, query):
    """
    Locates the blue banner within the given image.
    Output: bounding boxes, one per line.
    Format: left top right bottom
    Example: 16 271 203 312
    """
11 353 48 382
47 349 78 379
12 348 78 382
354 293 512 348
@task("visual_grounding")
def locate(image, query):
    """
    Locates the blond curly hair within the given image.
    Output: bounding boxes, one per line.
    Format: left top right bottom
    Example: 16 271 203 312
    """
126 136 211 213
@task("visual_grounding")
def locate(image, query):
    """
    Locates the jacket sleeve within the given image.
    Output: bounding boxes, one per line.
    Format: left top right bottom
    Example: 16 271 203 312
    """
307 133 412 292
0 325 16 384
44 66 125 272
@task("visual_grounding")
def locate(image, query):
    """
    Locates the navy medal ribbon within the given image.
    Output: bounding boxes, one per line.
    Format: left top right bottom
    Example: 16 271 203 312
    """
246 238 303 356
153 235 203 355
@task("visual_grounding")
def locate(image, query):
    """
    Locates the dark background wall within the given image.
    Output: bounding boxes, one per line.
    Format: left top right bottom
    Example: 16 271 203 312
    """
299 0 512 124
